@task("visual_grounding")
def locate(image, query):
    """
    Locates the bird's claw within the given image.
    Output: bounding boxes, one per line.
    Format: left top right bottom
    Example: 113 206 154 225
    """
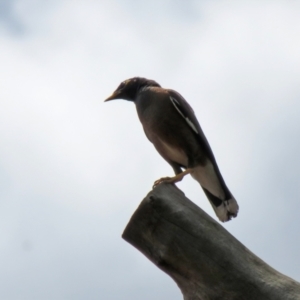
152 169 192 189
153 177 173 188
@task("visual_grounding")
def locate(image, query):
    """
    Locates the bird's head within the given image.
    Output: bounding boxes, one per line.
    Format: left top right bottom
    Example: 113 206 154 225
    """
104 77 161 102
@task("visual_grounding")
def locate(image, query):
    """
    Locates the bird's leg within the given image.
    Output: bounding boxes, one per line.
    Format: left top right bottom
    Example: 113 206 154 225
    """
153 168 192 188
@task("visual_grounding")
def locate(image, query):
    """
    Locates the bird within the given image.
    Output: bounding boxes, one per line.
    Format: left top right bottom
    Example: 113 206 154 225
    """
104 77 239 222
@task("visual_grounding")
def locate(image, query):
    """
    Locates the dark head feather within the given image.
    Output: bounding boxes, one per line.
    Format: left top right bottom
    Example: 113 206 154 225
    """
105 77 161 102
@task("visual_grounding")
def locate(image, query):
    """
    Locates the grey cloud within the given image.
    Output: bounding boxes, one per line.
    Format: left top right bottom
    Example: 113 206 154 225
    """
0 1 300 299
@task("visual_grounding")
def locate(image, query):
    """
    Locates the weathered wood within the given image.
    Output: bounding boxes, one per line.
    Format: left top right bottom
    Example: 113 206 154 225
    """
122 183 300 300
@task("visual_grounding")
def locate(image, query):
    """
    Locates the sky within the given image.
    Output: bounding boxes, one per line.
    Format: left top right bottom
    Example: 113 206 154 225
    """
0 0 300 299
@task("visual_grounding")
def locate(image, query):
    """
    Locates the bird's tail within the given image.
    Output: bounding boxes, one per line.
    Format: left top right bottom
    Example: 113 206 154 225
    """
190 162 239 222
202 188 239 222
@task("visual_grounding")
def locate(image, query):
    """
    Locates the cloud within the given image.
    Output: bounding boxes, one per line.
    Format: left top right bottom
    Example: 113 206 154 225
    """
0 1 300 299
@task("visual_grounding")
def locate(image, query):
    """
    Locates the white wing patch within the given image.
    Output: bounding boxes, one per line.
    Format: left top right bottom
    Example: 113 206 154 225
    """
170 96 199 134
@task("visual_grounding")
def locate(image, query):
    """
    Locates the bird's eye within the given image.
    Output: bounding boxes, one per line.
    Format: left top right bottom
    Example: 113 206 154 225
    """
118 82 126 90
118 79 131 90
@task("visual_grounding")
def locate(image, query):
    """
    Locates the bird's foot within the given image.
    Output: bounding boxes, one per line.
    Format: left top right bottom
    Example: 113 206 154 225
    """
153 169 192 188
153 176 174 188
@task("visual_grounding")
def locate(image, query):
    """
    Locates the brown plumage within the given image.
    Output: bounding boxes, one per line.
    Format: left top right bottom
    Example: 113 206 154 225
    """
105 77 239 222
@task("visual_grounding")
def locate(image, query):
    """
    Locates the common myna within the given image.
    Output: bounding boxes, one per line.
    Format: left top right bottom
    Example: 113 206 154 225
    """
105 77 239 222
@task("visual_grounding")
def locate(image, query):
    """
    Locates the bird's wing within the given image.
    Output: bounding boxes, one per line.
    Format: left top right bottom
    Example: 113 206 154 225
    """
167 89 217 163
167 89 234 202
167 89 237 218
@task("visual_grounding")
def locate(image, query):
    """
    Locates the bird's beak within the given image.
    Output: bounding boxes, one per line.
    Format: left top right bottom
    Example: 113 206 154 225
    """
104 91 120 102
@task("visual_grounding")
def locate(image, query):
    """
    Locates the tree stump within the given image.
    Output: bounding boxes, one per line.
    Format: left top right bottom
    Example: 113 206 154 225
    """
122 183 300 300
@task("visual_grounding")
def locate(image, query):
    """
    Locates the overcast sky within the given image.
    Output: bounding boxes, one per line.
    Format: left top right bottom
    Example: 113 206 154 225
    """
0 1 300 299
